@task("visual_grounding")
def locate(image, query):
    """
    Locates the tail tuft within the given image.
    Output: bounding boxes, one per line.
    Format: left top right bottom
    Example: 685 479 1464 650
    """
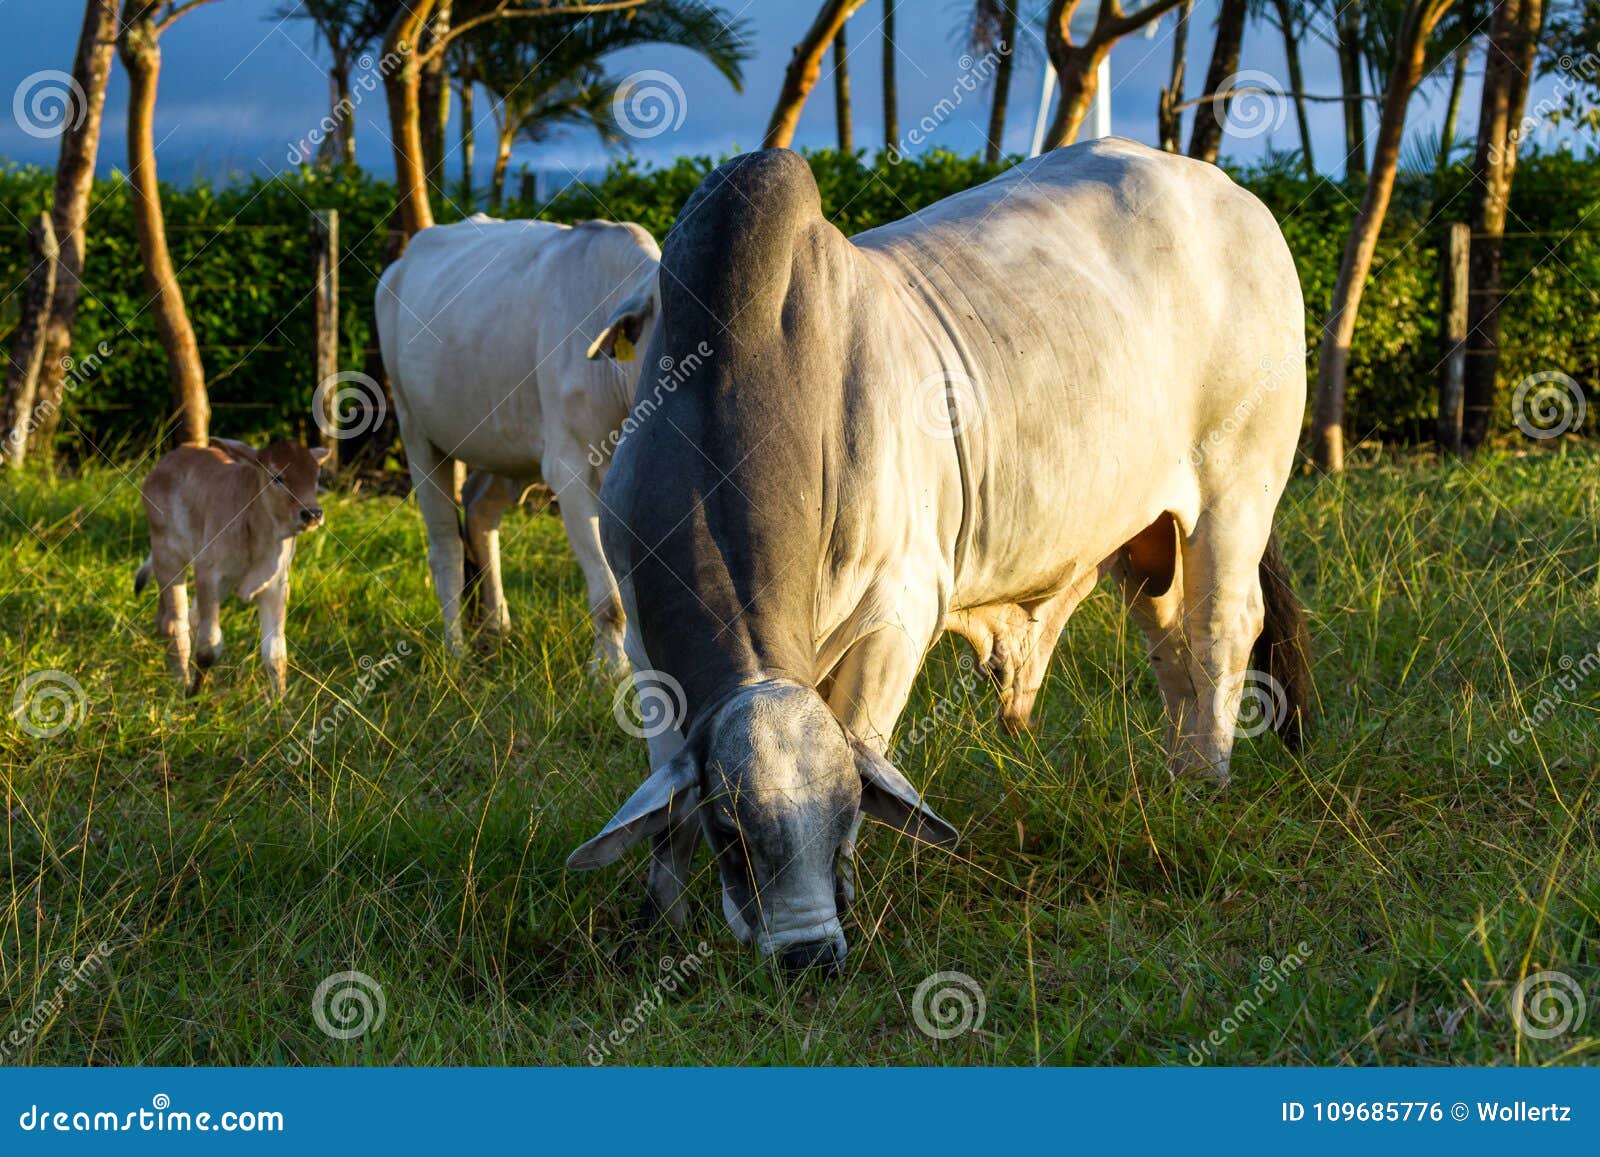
134 555 152 595
1252 531 1313 750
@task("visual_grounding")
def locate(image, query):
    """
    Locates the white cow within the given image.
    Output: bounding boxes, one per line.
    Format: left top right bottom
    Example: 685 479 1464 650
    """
375 215 659 669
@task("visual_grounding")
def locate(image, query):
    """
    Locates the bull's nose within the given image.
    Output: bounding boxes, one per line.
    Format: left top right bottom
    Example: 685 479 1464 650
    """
300 506 323 525
779 938 845 977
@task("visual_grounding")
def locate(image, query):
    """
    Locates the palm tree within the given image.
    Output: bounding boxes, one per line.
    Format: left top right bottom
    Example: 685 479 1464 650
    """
274 0 390 168
468 0 749 208
963 0 1021 163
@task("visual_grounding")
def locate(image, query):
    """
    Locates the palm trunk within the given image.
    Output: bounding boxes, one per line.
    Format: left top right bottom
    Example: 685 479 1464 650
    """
985 0 1018 163
1312 0 1453 472
1337 7 1367 180
832 24 854 152
1272 0 1314 177
765 0 865 149
1157 0 1191 152
119 6 209 446
459 76 475 208
14 0 118 471
882 0 898 148
1437 41 1468 172
1188 0 1248 163
1 215 59 469
1461 0 1547 451
419 2 452 207
490 123 513 211
334 54 356 168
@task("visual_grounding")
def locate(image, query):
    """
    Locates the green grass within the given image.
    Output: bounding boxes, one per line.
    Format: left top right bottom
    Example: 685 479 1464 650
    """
2 446 1598 1066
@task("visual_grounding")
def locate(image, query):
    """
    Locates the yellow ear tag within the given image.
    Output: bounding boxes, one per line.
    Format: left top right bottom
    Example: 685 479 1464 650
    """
612 334 635 362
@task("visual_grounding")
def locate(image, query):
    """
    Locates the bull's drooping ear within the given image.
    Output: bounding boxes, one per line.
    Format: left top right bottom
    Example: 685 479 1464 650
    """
854 741 959 849
309 446 332 465
566 747 698 870
585 278 657 362
212 437 259 465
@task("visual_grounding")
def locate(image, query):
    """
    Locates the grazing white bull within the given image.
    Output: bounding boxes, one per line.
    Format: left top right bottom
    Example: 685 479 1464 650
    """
570 141 1313 971
136 438 328 695
375 215 660 670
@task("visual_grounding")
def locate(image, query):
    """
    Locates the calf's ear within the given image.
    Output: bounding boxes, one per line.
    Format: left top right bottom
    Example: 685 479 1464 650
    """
567 748 698 870
854 741 959 850
585 281 657 362
309 446 332 465
212 437 259 465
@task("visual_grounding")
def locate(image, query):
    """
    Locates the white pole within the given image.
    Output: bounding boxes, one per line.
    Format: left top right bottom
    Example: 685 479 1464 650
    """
1029 62 1057 156
1092 56 1112 139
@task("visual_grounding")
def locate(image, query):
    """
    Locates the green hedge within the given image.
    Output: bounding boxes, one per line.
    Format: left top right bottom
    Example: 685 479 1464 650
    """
2 148 1595 459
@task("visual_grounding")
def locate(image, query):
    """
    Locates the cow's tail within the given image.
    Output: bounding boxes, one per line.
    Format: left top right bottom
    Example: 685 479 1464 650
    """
1251 530 1312 751
134 554 152 595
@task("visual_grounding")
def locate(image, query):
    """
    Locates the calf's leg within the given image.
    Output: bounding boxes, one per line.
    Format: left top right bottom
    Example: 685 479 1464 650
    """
190 570 224 694
256 569 290 697
153 553 193 692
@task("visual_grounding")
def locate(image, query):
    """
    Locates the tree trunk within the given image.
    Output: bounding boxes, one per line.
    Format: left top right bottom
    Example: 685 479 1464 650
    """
1157 0 1191 152
833 24 853 152
765 0 865 149
1043 49 1104 147
1461 0 1546 452
384 1 438 237
1311 0 1453 473
490 124 513 211
1 215 60 469
1437 40 1468 172
1272 0 1314 177
334 54 356 168
1187 0 1247 163
459 75 475 208
985 0 1018 163
882 0 898 149
20 0 118 471
1337 7 1367 180
419 1 452 207
119 9 209 446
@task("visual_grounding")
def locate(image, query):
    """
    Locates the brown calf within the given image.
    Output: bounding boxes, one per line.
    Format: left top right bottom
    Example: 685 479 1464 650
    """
136 438 328 695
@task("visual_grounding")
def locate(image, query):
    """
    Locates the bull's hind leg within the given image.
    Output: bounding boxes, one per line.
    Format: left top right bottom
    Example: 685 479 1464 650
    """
403 433 467 655
152 552 194 693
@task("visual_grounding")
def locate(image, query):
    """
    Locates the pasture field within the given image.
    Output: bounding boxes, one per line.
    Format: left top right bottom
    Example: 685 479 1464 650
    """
2 447 1597 1066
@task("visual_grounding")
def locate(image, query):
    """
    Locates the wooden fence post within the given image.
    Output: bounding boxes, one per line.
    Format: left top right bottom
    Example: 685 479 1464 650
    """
1436 222 1470 456
0 212 61 470
312 208 340 470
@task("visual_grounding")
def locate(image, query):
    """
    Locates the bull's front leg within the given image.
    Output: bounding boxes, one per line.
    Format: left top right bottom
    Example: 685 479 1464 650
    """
544 442 627 680
823 591 943 911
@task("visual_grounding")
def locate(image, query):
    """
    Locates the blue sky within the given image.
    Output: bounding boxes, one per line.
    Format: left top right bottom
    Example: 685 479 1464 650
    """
0 0 1581 186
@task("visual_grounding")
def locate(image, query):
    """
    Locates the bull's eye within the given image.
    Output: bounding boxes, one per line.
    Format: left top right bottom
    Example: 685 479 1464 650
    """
271 474 287 488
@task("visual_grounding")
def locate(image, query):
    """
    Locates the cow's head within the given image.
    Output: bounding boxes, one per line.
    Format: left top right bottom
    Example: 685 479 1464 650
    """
585 267 659 365
568 681 957 973
214 438 328 535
